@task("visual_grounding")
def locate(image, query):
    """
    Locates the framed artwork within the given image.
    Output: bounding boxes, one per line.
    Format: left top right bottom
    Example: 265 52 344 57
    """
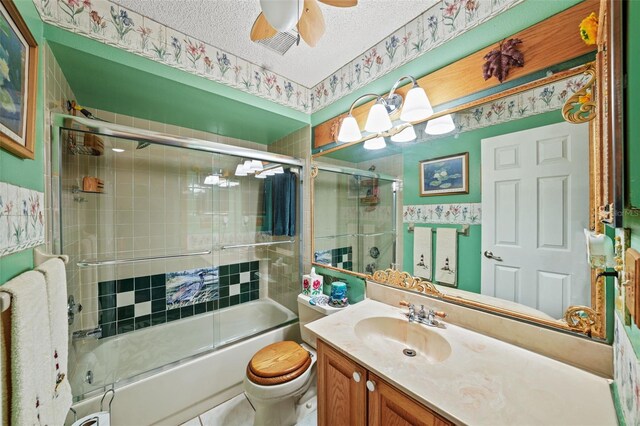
0 0 38 159
419 152 469 196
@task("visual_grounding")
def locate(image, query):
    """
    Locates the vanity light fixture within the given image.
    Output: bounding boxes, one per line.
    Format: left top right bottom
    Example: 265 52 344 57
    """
425 114 456 135
390 125 417 143
235 163 249 176
204 174 220 185
111 148 125 153
336 75 456 149
363 136 386 150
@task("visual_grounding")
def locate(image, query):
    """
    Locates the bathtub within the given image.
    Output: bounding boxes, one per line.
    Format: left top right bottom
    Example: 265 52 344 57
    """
68 299 300 425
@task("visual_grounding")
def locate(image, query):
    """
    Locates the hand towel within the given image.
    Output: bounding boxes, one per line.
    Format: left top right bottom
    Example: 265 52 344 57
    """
413 227 432 280
35 258 73 425
267 171 297 237
1 270 55 425
435 228 458 286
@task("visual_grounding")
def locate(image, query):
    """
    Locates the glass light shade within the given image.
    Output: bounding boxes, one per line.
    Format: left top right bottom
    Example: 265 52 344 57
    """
337 115 362 142
255 173 267 179
390 125 416 143
242 160 255 174
218 178 229 187
204 174 220 185
425 114 456 135
400 86 434 122
235 164 248 176
273 167 285 174
365 103 393 133
259 0 304 32
228 181 240 187
250 160 263 171
363 136 386 150
111 148 125 153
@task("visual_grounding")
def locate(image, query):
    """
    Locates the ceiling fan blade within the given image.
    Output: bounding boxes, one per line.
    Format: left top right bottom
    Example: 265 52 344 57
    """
250 12 278 41
297 0 326 47
318 0 357 7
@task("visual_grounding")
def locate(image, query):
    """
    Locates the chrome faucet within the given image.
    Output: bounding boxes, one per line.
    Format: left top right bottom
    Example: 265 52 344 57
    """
72 327 102 341
400 301 446 327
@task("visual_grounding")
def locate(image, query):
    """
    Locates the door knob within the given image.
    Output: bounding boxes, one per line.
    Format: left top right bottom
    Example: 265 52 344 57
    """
483 251 503 261
352 372 361 383
366 380 376 392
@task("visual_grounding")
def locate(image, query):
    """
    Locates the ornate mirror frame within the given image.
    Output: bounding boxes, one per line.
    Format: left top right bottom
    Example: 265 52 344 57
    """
310 0 620 339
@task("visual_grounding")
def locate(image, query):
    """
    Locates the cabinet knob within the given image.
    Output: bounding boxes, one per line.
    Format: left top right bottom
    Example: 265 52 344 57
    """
352 372 361 383
366 380 376 392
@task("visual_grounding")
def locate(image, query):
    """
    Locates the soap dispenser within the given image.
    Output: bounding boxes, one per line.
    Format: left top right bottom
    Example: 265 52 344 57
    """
302 267 323 297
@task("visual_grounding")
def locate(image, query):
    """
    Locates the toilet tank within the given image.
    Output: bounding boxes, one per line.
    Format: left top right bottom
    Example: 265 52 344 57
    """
297 294 343 349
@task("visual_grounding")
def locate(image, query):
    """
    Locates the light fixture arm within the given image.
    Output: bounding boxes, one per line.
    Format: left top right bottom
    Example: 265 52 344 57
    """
387 75 419 99
347 93 386 115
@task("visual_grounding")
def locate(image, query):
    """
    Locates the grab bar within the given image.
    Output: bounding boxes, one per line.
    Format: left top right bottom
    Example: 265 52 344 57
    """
221 240 295 250
77 250 213 267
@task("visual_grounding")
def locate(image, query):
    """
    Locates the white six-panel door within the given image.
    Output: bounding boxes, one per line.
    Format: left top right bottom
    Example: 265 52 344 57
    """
481 121 589 318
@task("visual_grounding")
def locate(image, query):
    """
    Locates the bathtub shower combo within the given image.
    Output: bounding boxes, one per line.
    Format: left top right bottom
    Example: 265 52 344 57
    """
50 115 305 421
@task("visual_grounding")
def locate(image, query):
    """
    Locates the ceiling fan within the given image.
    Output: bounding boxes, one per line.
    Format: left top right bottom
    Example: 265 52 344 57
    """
250 0 357 48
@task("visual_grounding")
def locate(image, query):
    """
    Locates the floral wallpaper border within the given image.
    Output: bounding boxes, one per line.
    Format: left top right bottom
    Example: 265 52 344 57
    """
34 0 311 112
34 0 525 115
448 71 590 135
0 182 45 258
614 315 640 426
403 203 482 225
310 0 525 112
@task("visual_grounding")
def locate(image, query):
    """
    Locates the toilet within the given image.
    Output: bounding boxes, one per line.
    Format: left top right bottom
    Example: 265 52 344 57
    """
243 294 342 426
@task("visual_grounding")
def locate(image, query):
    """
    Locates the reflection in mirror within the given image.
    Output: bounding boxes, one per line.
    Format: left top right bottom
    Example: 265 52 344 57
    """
312 66 605 337
312 163 401 276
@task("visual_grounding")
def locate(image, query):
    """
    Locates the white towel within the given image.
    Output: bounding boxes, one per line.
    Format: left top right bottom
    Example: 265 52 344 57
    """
435 228 458 286
35 258 73 424
1 270 55 425
413 227 432 280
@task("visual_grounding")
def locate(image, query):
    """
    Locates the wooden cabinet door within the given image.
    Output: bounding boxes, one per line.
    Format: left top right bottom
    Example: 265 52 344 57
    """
367 373 453 426
317 339 367 426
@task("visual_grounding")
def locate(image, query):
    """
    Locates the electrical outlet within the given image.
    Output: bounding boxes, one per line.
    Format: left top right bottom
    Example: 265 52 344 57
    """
624 248 640 327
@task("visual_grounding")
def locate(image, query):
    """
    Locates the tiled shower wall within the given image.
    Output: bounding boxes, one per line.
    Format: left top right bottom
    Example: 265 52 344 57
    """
48 66 305 333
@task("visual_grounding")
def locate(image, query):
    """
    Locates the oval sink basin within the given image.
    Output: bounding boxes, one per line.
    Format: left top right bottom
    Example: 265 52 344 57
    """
354 317 452 364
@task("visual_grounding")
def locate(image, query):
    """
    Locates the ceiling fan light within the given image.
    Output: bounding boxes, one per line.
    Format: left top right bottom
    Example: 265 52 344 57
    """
204 174 220 185
400 86 434 122
235 164 248 176
250 160 264 171
365 103 393 133
425 114 456 135
390 125 416 143
337 115 362 142
259 0 304 32
363 136 386 150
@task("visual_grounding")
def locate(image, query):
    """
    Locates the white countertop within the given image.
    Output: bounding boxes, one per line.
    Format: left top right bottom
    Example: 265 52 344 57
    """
305 299 617 425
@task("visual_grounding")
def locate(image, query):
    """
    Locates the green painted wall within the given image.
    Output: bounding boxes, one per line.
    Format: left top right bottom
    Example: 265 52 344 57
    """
0 0 45 284
45 26 309 145
626 0 640 208
401 110 564 292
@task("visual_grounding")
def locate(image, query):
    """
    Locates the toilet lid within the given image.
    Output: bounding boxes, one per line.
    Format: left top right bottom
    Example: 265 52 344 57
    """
247 341 311 385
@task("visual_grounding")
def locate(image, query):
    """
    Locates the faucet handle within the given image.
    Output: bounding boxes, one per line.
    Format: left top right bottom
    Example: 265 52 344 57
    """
399 300 412 307
433 310 447 319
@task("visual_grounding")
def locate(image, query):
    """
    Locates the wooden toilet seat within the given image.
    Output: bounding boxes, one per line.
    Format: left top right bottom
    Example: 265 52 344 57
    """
247 341 312 386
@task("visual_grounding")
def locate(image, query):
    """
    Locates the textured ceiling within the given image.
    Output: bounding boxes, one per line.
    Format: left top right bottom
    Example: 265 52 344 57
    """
115 0 436 87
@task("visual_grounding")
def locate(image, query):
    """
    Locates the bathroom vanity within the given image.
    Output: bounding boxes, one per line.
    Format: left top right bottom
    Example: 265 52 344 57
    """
307 296 617 425
317 339 452 426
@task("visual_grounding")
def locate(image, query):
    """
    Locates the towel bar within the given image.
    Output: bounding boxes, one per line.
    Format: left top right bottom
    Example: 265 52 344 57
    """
0 292 10 312
407 223 470 236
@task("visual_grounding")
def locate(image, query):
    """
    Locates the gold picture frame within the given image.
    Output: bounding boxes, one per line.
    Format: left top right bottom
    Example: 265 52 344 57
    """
0 0 38 160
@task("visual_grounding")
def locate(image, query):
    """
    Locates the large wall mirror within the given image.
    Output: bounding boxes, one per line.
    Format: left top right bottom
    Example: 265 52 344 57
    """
312 62 608 339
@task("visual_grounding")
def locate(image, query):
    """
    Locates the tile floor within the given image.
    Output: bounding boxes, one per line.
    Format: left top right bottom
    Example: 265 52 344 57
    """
180 393 318 426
